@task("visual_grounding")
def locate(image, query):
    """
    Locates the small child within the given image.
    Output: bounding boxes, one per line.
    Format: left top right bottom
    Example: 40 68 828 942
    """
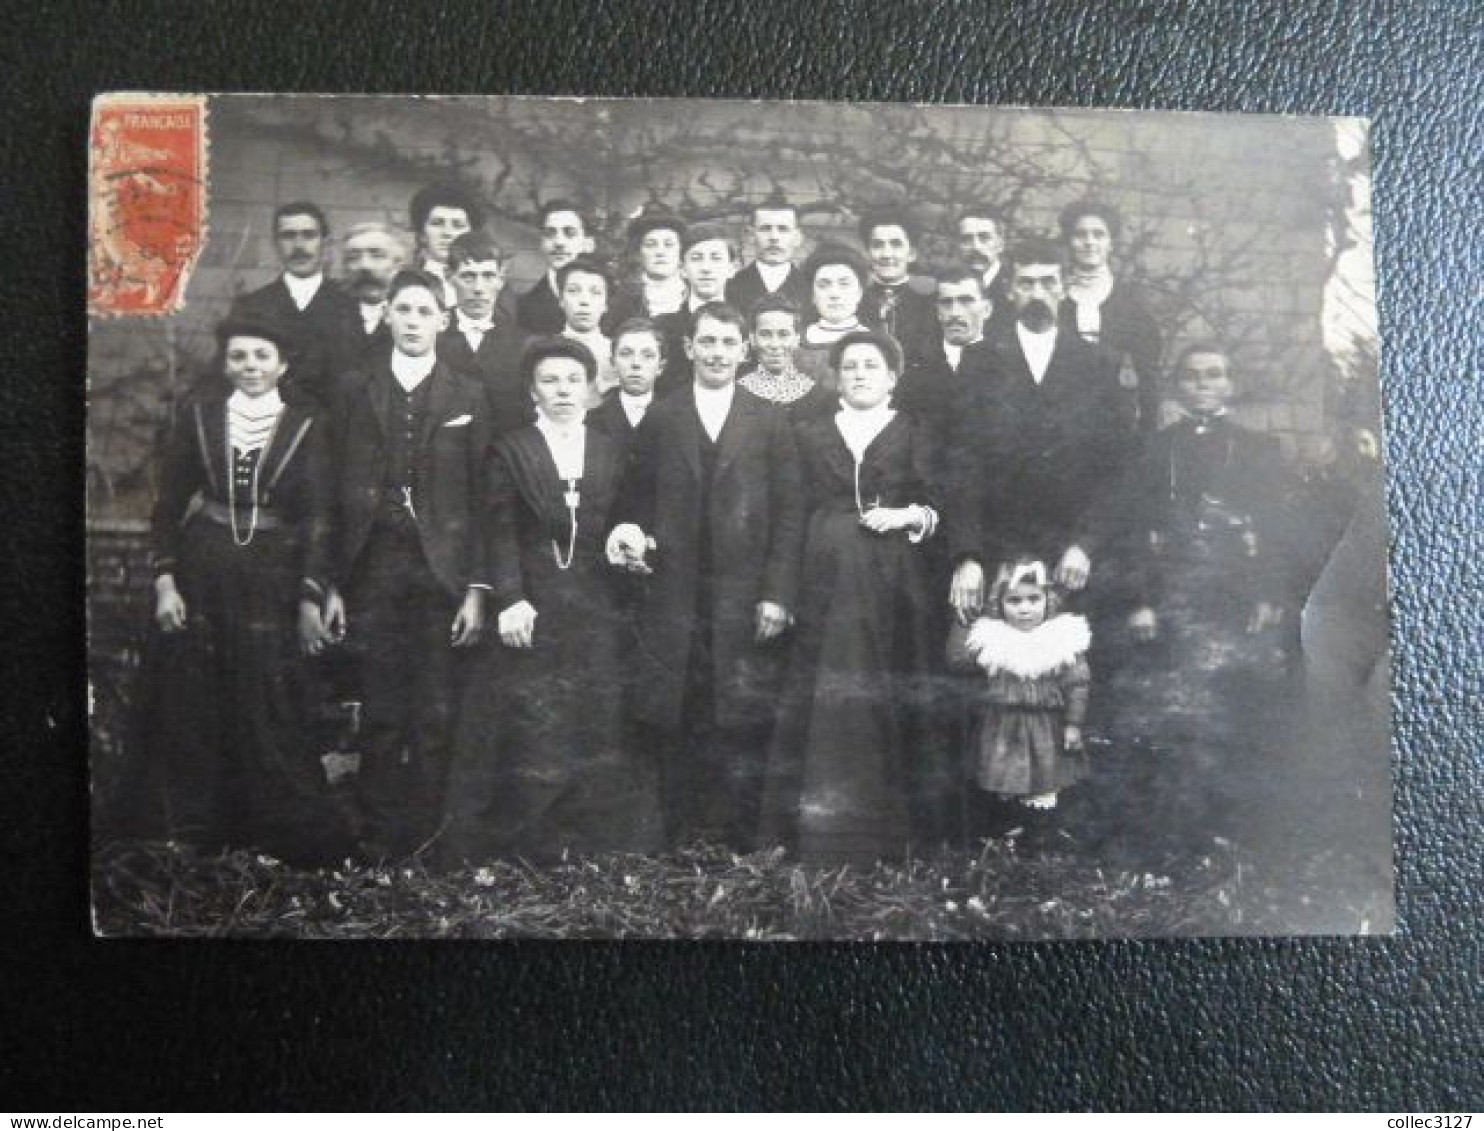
964 558 1091 815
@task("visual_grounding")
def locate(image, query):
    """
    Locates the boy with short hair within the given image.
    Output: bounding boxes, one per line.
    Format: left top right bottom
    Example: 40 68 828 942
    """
437 231 527 436
587 316 667 448
328 268 491 860
516 199 596 335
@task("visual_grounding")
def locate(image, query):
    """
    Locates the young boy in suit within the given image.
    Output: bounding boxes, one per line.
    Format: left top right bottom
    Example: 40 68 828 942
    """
327 268 491 860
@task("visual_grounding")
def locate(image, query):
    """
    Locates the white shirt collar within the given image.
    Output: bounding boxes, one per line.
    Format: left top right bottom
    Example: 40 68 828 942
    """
457 311 495 333
359 301 386 333
834 400 896 461
756 260 792 291
692 381 736 442
227 387 284 418
620 389 653 427
390 349 437 392
1015 323 1058 384
942 334 983 372
534 415 587 480
643 273 687 315
283 272 323 310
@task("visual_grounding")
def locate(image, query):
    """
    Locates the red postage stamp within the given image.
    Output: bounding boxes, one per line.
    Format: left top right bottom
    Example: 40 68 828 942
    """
88 94 207 317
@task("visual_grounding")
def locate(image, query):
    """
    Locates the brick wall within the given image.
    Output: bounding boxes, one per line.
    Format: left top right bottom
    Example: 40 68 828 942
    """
88 96 1360 522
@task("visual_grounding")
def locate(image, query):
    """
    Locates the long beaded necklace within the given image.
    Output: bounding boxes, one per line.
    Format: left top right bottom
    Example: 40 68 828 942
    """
225 406 281 547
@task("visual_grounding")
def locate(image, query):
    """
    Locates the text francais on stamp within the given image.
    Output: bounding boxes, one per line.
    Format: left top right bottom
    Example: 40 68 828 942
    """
88 94 207 317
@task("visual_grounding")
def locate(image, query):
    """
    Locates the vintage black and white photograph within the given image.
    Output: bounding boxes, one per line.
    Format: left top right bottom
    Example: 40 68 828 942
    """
86 94 1392 939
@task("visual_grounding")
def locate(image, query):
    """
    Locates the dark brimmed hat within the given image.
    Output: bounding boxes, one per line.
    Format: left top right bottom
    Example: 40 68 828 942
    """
681 221 733 255
520 335 598 386
214 316 296 358
802 241 871 288
828 328 904 375
628 205 687 246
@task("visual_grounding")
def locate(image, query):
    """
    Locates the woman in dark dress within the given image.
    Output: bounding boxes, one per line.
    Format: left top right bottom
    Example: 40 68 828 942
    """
140 317 343 864
443 338 661 863
763 330 951 865
1059 200 1165 440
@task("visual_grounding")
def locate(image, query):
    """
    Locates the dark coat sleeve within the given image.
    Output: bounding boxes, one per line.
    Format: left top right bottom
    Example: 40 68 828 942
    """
485 442 526 613
148 402 207 578
296 415 336 596
761 406 806 610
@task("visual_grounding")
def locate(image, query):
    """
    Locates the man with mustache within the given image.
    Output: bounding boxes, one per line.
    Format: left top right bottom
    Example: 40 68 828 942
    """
725 195 810 316
329 221 408 374
945 237 1134 624
229 201 356 406
894 266 1003 443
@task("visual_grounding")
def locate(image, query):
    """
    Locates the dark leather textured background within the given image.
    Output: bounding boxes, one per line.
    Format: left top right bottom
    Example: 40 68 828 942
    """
4 0 1481 1110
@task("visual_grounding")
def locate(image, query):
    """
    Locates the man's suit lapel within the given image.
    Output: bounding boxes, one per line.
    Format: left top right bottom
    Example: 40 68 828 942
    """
418 362 459 452
712 389 757 483
676 390 704 482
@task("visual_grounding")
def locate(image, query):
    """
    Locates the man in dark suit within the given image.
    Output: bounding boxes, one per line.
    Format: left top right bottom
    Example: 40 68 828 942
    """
955 204 1016 338
229 201 356 406
606 302 805 850
725 196 810 317
436 231 527 438
859 208 939 364
515 199 596 335
894 266 1003 443
325 269 490 860
327 220 406 377
945 237 1135 624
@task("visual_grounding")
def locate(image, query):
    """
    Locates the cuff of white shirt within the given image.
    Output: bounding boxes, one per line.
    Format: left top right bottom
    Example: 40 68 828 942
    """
907 505 938 544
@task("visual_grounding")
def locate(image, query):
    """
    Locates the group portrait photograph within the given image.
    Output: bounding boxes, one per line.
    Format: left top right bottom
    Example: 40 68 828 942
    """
85 94 1393 940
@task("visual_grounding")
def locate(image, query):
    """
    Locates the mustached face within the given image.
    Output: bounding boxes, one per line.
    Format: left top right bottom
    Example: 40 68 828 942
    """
751 208 802 265
541 210 592 270
274 214 326 278
1009 263 1063 331
342 234 403 302
957 217 1004 275
935 280 990 345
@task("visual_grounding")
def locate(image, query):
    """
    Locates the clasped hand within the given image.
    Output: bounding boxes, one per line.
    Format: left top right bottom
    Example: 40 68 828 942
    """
858 505 916 535
606 523 656 575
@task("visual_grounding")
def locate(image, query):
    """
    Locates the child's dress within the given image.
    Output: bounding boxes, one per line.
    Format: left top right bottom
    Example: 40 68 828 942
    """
967 613 1092 797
